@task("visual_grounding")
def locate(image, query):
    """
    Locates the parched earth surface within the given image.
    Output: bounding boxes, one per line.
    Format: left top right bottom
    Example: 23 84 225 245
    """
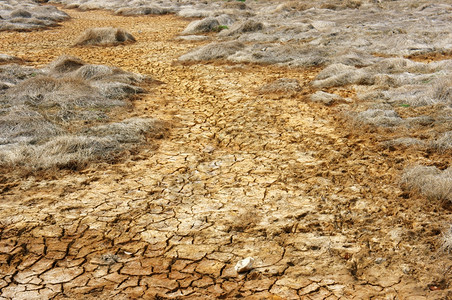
0 7 451 300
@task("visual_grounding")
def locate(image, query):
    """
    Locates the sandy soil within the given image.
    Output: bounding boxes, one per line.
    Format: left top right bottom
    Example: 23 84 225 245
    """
0 7 451 300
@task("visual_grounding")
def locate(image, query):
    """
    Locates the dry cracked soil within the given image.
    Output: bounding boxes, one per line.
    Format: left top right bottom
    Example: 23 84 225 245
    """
0 6 451 300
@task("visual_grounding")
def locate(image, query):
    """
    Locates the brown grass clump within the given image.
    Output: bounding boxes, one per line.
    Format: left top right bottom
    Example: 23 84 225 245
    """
401 165 452 202
74 27 136 46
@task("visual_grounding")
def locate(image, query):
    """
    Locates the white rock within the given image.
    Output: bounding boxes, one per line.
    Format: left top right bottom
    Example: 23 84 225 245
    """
235 257 255 273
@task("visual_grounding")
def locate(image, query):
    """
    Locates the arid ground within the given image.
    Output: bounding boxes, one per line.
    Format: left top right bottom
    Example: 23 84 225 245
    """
0 6 451 300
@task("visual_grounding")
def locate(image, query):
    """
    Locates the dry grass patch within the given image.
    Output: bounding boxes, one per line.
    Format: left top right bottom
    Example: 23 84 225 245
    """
0 1 69 31
401 165 452 203
0 56 166 172
178 41 245 62
74 27 136 46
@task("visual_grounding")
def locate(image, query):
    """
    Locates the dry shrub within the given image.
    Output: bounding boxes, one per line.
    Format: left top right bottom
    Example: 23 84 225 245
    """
74 27 136 46
401 165 452 202
178 41 245 62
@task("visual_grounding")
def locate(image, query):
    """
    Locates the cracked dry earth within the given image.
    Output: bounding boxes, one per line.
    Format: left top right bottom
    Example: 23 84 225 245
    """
0 7 451 300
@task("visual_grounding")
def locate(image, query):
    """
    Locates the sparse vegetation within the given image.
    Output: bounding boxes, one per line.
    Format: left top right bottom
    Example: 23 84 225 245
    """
0 1 451 298
0 56 166 171
0 0 69 31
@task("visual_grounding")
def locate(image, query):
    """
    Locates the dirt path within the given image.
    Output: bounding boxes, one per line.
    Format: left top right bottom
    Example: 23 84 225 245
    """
0 8 451 299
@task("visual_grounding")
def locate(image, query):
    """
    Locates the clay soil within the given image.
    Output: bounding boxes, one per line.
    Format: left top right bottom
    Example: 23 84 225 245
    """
0 7 451 300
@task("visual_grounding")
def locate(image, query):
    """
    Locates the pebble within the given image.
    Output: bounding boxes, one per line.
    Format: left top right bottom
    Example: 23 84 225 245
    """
235 257 255 273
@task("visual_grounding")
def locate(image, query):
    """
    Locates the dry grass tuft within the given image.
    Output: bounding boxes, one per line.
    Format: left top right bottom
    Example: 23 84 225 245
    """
272 1 312 13
431 131 452 152
382 137 425 149
431 78 452 106
178 41 245 62
401 165 452 202
442 225 452 253
259 78 301 94
82 118 167 143
0 117 165 171
222 1 249 10
74 27 136 46
182 17 220 35
352 109 402 127
218 20 264 37
0 135 121 170
115 6 172 16
47 55 86 74
310 91 342 106
0 106 62 145
0 54 23 65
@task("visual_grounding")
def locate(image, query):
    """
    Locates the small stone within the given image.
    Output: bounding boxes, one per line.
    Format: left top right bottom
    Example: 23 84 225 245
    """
401 264 411 274
375 257 385 264
235 257 254 273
